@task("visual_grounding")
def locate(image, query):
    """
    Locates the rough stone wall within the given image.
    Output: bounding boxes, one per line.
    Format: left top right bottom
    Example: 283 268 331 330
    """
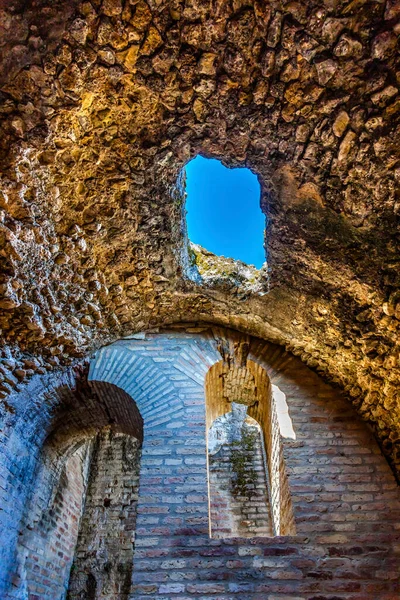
14 441 92 600
0 0 399 476
68 428 141 600
208 409 273 538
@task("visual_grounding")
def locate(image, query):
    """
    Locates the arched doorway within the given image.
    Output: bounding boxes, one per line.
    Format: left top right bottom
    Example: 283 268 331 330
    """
15 379 143 600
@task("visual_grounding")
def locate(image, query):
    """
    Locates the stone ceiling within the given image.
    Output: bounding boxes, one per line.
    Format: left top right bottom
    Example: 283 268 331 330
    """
0 0 399 476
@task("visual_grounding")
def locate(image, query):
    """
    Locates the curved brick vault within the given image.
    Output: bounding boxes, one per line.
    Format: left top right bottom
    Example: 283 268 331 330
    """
0 0 399 477
0 328 399 598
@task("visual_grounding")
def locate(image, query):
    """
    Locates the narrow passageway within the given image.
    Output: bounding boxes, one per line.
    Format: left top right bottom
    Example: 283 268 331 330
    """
208 404 273 538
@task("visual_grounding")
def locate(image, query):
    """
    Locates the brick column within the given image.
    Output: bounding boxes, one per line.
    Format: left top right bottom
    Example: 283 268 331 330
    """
88 334 220 598
132 382 209 596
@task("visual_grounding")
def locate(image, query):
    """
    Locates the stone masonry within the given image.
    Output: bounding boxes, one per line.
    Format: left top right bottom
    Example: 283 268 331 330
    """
68 428 141 600
0 328 398 599
0 0 399 478
0 1 399 594
208 407 273 538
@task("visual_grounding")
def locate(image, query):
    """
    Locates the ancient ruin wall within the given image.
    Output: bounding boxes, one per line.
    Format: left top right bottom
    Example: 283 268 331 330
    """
15 442 92 600
1 330 398 598
205 355 296 535
208 410 273 538
68 429 141 600
0 0 399 476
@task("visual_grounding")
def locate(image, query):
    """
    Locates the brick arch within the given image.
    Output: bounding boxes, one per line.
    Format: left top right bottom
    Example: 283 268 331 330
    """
205 358 295 536
14 373 147 593
22 379 144 542
48 381 144 448
1 328 399 599
10 357 150 600
88 336 221 429
87 329 399 598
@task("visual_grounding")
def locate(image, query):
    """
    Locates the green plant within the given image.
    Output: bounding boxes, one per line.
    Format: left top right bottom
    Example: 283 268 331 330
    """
188 243 197 267
230 426 258 498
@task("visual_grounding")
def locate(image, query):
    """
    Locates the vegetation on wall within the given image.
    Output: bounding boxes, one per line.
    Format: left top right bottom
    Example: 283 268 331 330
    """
230 425 258 498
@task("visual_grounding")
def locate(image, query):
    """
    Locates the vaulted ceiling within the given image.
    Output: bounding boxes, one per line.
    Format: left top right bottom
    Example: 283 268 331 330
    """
0 0 399 475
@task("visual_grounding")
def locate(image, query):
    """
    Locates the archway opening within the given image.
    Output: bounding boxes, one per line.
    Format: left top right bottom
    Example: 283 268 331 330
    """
208 405 273 538
205 358 296 537
185 156 265 268
15 380 143 600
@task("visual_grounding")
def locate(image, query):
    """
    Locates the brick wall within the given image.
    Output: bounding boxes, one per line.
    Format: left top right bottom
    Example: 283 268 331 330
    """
91 331 399 598
206 356 295 535
67 428 141 599
249 338 400 541
0 367 87 597
16 441 92 600
0 364 143 599
0 328 399 599
208 409 273 538
248 375 296 536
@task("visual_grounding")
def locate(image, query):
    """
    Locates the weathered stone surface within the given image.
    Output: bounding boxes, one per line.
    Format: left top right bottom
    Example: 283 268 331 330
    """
332 110 350 138
0 0 398 482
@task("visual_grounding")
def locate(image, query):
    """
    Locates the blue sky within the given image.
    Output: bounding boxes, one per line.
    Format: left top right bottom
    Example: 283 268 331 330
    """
185 156 265 268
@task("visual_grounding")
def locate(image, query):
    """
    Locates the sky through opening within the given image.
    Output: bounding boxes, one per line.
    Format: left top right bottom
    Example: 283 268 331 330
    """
185 156 265 268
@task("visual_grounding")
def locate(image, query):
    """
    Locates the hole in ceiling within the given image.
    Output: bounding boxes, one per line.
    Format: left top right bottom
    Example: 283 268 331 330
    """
185 156 265 269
